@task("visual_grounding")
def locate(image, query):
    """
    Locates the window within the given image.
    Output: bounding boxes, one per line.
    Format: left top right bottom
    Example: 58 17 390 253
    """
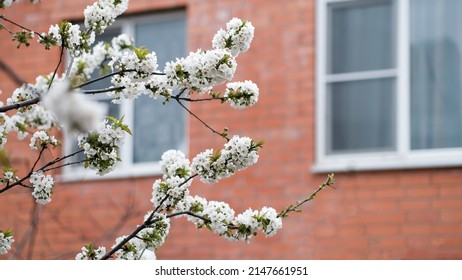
63 11 187 180
315 0 462 171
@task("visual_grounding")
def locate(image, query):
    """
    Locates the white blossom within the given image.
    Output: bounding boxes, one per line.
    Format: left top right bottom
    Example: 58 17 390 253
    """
212 18 255 57
201 201 235 235
75 244 106 260
78 119 127 175
164 48 237 93
141 212 170 250
29 130 58 150
0 230 14 255
1 170 19 184
224 80 259 109
191 135 261 183
42 80 107 134
151 150 192 209
110 48 159 102
1 0 13 8
84 0 129 35
257 206 283 237
29 171 54 205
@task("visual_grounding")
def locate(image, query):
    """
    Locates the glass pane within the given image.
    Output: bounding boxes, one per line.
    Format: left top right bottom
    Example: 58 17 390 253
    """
133 13 186 163
329 0 395 74
327 78 396 154
410 0 462 149
133 95 186 163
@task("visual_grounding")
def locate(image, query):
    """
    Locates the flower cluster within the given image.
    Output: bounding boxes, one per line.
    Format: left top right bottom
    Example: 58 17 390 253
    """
111 235 157 260
6 84 36 111
0 0 12 8
42 80 107 134
191 135 262 183
110 212 169 260
69 34 134 84
0 230 14 255
212 17 255 57
110 47 164 102
164 48 237 93
39 21 95 56
29 130 58 150
84 0 129 35
78 118 128 175
0 0 38 8
29 171 54 205
1 169 19 185
75 243 107 260
224 80 259 109
151 150 192 209
0 81 56 151
175 195 282 241
140 212 171 250
231 206 282 240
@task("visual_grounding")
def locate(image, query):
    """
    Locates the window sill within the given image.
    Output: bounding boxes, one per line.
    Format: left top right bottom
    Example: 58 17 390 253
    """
58 162 162 182
312 149 462 173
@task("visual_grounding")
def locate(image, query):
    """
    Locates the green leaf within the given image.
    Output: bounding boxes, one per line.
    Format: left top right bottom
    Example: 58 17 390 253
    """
133 46 150 60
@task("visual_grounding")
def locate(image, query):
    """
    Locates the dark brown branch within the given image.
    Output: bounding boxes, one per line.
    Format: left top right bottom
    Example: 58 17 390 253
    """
0 96 40 113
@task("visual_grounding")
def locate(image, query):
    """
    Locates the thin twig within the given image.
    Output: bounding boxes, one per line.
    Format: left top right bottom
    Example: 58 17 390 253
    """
0 15 44 39
74 69 165 89
42 160 86 172
0 149 84 194
47 46 65 90
278 173 335 218
81 86 125 95
174 98 229 141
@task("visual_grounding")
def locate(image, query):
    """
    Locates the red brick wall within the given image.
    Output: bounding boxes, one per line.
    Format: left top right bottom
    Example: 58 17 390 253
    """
1 0 462 260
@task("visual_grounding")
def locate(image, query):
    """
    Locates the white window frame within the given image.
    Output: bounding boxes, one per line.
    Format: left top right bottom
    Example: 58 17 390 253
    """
314 0 462 172
62 11 188 181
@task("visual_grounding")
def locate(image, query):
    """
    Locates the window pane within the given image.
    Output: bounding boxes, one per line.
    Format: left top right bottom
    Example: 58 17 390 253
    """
327 78 396 153
133 95 186 163
133 12 186 163
329 0 395 74
410 0 462 149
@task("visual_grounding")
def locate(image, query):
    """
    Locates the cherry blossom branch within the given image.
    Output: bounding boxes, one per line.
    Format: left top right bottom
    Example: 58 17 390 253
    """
278 173 335 218
100 174 197 260
0 96 40 113
0 149 84 194
177 96 226 103
74 69 165 89
81 86 125 95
